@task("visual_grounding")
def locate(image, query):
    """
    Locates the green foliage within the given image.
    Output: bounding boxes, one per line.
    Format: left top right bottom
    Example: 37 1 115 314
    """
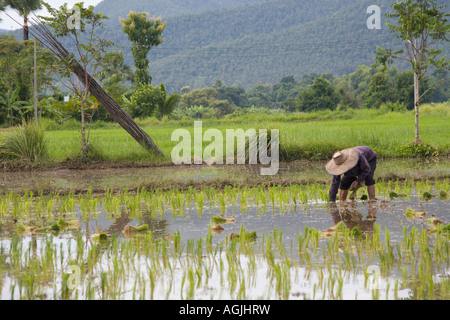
0 121 47 162
120 12 166 85
179 87 218 109
398 142 439 157
172 105 219 119
158 83 180 118
360 72 396 109
296 77 339 112
130 83 162 118
93 50 134 101
0 87 29 125
376 0 450 76
379 101 407 113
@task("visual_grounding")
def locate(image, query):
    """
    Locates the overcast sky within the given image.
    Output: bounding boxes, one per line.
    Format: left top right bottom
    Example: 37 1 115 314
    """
0 0 104 30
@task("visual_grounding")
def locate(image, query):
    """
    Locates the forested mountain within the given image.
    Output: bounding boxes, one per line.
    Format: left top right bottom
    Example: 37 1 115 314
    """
95 0 265 19
1 0 449 92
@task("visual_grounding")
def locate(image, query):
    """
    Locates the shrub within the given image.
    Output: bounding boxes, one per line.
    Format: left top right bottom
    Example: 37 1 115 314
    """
398 142 439 157
0 122 48 162
379 101 407 113
68 141 105 163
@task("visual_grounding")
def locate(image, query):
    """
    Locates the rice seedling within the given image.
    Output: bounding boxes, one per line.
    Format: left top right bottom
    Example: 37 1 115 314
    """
211 216 235 225
404 208 427 219
422 191 437 201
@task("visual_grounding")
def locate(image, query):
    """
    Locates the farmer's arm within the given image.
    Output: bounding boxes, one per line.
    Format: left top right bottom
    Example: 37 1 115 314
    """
355 155 371 184
329 175 341 202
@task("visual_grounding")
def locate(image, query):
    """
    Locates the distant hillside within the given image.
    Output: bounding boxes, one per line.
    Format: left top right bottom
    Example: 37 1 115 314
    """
95 0 265 19
1 0 449 92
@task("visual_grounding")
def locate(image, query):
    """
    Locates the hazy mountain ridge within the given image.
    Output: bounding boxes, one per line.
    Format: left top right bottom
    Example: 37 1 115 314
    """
1 0 448 91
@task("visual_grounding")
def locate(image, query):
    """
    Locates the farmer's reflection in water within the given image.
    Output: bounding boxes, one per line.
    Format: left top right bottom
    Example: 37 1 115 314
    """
328 202 377 233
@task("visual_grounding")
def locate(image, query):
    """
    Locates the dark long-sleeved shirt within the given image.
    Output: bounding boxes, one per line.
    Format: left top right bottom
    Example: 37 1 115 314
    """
329 146 377 202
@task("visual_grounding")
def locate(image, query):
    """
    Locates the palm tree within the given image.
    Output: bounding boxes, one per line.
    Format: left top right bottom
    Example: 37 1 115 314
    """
158 84 180 118
2 0 41 41
0 88 28 125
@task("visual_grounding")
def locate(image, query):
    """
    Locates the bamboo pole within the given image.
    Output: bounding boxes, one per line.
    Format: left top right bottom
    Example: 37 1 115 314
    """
28 18 164 155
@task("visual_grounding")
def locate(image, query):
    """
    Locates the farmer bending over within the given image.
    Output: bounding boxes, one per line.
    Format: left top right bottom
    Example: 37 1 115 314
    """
326 146 377 202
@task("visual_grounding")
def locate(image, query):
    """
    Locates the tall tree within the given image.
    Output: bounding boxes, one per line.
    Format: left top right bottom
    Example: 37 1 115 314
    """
296 77 339 112
120 11 166 85
2 0 42 41
374 0 450 143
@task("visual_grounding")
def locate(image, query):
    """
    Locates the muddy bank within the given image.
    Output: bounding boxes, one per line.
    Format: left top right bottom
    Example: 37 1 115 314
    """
1 158 449 196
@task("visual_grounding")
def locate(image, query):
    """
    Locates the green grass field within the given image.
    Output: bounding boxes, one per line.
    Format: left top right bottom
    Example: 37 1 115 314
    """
1 103 449 166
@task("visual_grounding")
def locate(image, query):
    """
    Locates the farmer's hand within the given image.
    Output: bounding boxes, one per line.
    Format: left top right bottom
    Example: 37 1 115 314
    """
349 181 359 191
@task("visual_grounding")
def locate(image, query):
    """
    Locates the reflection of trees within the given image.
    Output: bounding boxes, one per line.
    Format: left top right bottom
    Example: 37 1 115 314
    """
401 278 450 300
106 208 170 240
329 202 377 233
140 210 170 240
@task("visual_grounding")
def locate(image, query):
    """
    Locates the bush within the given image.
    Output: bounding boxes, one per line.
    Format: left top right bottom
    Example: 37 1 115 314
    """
0 122 48 162
398 142 439 157
67 141 105 163
379 101 407 113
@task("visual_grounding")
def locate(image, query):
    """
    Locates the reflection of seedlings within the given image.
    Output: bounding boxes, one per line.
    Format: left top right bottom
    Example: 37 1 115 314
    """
427 221 450 235
427 217 444 226
15 223 39 233
404 208 427 219
210 224 224 235
439 191 448 200
15 222 57 234
228 228 257 242
57 217 79 229
92 232 108 242
124 224 149 238
321 221 363 238
124 224 149 233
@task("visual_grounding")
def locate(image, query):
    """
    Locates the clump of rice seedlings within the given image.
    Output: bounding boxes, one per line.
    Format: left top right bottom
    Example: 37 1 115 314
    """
360 194 368 201
91 232 108 242
422 192 436 201
438 190 448 200
389 191 407 199
228 228 257 243
15 223 45 234
349 184 362 200
404 208 427 219
211 216 235 225
57 217 79 229
50 223 60 232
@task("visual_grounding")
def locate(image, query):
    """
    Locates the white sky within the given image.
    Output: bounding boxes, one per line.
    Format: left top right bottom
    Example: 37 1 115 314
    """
0 0 104 30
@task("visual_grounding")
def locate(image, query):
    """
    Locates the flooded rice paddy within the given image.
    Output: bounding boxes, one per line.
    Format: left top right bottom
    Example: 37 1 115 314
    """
0 161 449 300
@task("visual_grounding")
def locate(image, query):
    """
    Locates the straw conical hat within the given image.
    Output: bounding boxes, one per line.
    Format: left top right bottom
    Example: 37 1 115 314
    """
325 148 359 175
